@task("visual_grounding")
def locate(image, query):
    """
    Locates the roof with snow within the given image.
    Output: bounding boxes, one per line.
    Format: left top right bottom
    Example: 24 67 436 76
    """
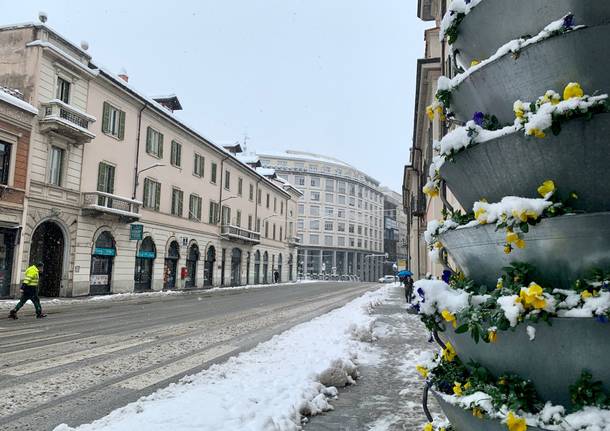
152 95 182 112
258 150 353 168
0 87 38 115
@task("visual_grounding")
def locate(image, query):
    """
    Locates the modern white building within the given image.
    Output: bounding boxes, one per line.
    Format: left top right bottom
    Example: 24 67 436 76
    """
257 150 385 282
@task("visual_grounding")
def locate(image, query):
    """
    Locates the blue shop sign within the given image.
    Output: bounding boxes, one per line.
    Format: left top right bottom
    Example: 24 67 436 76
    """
137 250 156 259
94 247 116 256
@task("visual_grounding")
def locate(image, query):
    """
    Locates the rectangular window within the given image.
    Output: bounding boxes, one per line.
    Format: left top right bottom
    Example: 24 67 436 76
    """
338 236 346 247
295 175 305 186
280 201 284 215
145 127 164 158
298 204 305 215
170 140 182 167
273 197 277 212
310 191 320 201
325 193 333 203
143 178 161 211
209 201 220 224
337 209 345 218
338 222 345 232
101 102 125 139
273 224 276 240
238 177 243 196
96 162 115 205
257 189 262 205
171 188 183 216
248 215 253 230
338 181 346 194
265 221 269 238
325 235 333 246
338 195 346 205
358 225 363 235
310 220 320 230
49 146 64 186
310 205 320 217
189 194 202 221
56 77 70 103
324 221 333 231
309 234 319 245
349 224 355 233
211 162 218 183
325 207 334 217
256 217 261 232
193 153 204 177
280 226 283 240
297 219 304 230
0 141 10 185
266 193 270 208
221 206 231 225
349 197 356 207
224 170 230 190
310 176 320 188
325 179 334 191
236 210 242 227
249 183 254 200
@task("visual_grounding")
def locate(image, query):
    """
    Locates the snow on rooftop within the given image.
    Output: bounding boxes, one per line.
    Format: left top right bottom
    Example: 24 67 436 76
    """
0 88 38 115
255 167 276 177
236 153 261 164
258 149 353 168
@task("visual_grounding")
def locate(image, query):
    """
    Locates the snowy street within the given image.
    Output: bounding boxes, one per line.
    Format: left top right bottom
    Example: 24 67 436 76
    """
0 281 377 430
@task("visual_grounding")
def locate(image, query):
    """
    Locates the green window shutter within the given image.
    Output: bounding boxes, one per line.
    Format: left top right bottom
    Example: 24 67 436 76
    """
155 182 161 211
118 110 126 140
158 133 164 158
97 163 105 192
146 127 152 154
176 143 181 166
143 179 149 207
108 165 115 194
209 202 214 223
102 102 110 133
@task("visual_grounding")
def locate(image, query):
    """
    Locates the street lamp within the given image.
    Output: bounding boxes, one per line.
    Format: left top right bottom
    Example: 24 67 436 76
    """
133 163 166 199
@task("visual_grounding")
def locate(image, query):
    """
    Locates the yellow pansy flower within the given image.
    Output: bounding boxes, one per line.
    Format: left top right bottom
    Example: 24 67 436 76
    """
512 209 528 222
515 238 526 249
488 330 498 343
581 290 593 299
506 230 519 244
504 244 512 254
441 309 457 328
527 128 546 138
563 82 584 100
423 184 439 197
442 342 457 362
475 207 487 223
496 278 504 290
519 282 547 309
416 365 429 378
423 423 433 431
426 105 435 120
537 180 556 198
470 59 480 67
435 106 446 121
464 381 472 390
434 241 443 249
453 382 463 396
513 101 526 119
506 411 527 431
472 407 484 418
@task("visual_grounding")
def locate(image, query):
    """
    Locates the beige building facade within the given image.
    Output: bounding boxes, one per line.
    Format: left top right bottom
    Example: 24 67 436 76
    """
0 21 300 297
403 0 460 279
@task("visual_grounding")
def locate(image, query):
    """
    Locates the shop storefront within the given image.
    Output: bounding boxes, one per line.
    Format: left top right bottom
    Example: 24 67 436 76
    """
90 231 116 295
204 246 215 286
230 248 241 286
164 241 180 289
185 243 199 288
135 236 156 292
0 227 17 298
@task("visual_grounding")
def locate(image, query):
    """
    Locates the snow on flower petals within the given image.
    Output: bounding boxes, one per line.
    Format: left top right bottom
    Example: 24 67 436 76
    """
506 411 527 431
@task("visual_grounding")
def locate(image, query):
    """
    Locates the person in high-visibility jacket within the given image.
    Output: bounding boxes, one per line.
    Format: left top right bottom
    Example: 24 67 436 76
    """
8 262 46 319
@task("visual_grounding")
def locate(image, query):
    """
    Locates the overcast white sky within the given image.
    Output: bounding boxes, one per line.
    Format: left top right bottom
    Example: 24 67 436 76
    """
2 0 432 192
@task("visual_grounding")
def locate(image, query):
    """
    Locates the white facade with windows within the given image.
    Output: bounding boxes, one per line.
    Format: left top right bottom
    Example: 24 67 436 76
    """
257 150 384 281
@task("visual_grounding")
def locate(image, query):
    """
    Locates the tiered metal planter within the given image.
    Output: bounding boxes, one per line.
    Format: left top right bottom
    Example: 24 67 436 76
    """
426 1 610 429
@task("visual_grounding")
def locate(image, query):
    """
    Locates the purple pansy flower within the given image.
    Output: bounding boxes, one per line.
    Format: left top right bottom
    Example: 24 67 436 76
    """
442 270 453 284
417 287 426 302
473 111 485 126
596 315 609 323
562 14 575 29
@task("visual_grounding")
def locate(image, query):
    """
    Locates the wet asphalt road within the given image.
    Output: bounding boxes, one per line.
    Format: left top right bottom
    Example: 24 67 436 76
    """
0 281 377 431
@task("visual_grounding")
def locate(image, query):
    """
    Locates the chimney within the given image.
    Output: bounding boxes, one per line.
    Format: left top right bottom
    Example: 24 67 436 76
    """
118 67 129 82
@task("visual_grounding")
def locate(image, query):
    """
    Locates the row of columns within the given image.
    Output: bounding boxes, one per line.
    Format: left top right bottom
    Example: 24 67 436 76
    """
298 249 382 281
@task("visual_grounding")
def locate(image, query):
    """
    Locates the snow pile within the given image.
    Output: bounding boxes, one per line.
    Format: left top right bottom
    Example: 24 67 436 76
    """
54 287 390 431
496 295 524 327
423 219 459 246
559 290 610 318
434 120 518 157
0 87 38 114
412 279 470 316
473 196 552 225
439 0 484 42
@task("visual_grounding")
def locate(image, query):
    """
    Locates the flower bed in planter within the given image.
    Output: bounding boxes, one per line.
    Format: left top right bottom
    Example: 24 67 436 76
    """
448 24 610 124
448 0 610 68
438 212 610 289
439 113 610 213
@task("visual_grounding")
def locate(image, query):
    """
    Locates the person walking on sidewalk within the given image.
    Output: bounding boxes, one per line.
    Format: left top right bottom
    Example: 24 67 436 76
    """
8 262 46 319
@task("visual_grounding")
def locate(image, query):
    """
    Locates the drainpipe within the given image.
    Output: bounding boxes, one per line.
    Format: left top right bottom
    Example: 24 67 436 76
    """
132 104 147 200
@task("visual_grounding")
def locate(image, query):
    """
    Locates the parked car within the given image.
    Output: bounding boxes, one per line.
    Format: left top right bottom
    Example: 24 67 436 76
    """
378 275 396 283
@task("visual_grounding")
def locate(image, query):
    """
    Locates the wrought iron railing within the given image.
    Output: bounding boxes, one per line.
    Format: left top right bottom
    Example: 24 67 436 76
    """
82 191 140 218
221 225 261 242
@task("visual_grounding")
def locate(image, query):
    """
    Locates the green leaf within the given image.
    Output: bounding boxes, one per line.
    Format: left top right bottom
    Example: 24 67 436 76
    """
455 323 469 334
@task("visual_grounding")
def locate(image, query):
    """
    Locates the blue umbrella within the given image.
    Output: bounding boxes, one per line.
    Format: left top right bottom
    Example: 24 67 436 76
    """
397 270 413 277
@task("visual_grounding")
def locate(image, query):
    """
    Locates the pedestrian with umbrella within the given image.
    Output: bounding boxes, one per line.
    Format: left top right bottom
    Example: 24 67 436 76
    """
397 270 414 303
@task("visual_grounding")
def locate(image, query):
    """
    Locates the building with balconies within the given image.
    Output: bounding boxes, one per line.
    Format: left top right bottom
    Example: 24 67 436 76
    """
380 187 409 275
256 150 385 282
0 18 301 297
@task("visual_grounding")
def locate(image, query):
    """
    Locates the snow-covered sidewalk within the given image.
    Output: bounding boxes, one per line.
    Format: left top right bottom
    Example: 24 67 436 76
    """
54 285 390 431
0 279 319 310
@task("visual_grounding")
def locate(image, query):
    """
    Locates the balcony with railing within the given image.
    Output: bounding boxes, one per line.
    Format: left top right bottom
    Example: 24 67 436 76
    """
288 236 301 246
220 225 261 244
39 99 96 144
82 191 141 223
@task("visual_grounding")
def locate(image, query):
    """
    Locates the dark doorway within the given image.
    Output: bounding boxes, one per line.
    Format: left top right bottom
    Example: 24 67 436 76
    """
288 254 293 281
221 248 226 286
246 252 250 285
164 241 180 289
0 228 17 298
29 221 64 297
230 248 242 286
204 246 215 286
277 253 282 283
186 244 199 288
263 251 269 284
135 236 156 292
90 231 115 295
254 250 261 284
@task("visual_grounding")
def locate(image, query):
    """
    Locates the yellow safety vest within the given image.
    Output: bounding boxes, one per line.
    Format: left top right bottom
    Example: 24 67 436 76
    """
23 265 39 287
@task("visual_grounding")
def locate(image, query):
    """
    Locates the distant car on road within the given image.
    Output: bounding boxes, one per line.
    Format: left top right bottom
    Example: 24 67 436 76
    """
378 275 396 283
